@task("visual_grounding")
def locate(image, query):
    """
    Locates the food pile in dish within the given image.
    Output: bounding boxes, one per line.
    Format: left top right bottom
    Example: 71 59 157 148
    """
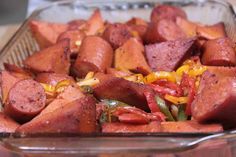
1 4 235 134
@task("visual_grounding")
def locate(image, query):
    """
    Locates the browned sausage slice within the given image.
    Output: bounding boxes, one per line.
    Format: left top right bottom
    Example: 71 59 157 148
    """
93 74 153 111
144 20 186 44
176 17 199 37
115 38 151 75
150 5 187 23
102 23 132 49
196 22 226 40
161 121 223 133
35 73 75 86
106 68 132 77
1 71 22 104
102 121 160 133
57 30 86 56
24 39 71 74
29 20 68 49
0 112 19 133
202 38 236 66
192 76 236 129
68 19 87 30
86 9 104 36
16 95 97 133
207 66 236 78
5 79 46 123
73 36 113 78
39 85 84 116
145 38 196 71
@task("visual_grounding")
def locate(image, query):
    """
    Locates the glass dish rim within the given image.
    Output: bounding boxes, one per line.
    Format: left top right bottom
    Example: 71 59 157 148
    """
0 0 235 139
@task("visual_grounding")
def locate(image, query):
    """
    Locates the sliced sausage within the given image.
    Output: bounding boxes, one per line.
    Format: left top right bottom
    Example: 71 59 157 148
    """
93 74 153 111
0 112 19 133
176 17 199 37
24 39 71 74
16 95 97 133
73 36 113 78
1 71 23 104
196 22 226 40
192 76 236 129
115 38 151 75
68 19 87 30
106 68 132 77
35 73 75 86
144 20 186 44
57 30 86 56
202 38 236 66
207 66 236 78
150 5 187 23
161 121 223 133
102 23 132 49
86 9 104 36
126 17 148 41
5 79 46 123
29 20 68 49
102 121 160 133
39 85 84 116
145 38 196 71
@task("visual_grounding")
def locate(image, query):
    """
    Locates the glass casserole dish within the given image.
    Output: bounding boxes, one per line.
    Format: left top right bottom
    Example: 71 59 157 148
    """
0 0 236 156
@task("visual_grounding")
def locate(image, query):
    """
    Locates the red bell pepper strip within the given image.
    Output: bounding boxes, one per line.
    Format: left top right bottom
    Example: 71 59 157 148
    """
154 80 183 97
118 113 149 124
144 91 160 113
180 73 196 116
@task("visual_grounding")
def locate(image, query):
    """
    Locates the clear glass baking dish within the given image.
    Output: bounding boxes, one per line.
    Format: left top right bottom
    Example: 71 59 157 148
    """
0 0 236 156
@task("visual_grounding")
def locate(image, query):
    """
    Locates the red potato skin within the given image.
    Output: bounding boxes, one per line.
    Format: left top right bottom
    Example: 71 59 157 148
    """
161 121 223 133
4 79 46 123
144 20 186 44
150 5 187 23
145 38 196 71
73 36 113 78
16 95 97 134
0 112 19 133
102 121 161 133
35 73 75 86
202 38 236 66
23 39 71 74
29 20 68 49
93 73 152 111
102 23 132 49
192 75 236 129
57 30 86 55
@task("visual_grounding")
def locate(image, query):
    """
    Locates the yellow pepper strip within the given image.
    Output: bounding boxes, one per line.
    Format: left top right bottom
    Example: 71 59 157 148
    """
130 30 139 38
176 65 190 76
55 80 72 93
123 74 144 83
164 94 188 105
188 66 207 77
144 71 176 83
75 40 82 47
77 78 100 87
84 71 95 80
40 83 56 97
